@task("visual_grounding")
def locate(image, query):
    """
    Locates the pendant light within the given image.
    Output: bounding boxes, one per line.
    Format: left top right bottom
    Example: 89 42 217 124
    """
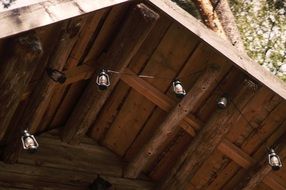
172 80 186 98
46 67 66 84
268 148 282 171
21 130 39 153
217 95 228 109
96 70 110 90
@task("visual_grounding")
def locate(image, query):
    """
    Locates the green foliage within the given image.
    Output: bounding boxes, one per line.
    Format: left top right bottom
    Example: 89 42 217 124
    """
229 0 286 80
173 0 286 81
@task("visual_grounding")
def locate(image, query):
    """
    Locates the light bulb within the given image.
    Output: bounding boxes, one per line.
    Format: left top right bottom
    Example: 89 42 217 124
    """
172 80 186 98
96 70 110 90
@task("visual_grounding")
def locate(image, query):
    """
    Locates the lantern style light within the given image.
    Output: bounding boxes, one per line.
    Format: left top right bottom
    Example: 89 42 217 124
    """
268 149 282 171
96 70 110 90
217 95 228 109
46 68 66 84
172 80 186 98
21 130 39 153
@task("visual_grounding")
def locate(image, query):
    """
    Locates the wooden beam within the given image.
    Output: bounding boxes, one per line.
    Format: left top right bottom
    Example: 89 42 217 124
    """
1 20 83 163
120 68 202 134
0 0 129 39
21 64 95 100
159 80 255 190
218 139 255 169
61 3 159 144
0 33 43 141
21 65 275 174
218 118 286 190
241 165 272 190
240 139 286 190
264 173 286 190
0 131 155 190
124 55 231 178
148 0 286 100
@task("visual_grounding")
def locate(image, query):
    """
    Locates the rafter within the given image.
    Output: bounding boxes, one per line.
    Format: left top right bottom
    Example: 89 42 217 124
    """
61 3 159 145
239 136 286 190
0 33 42 141
160 78 255 190
0 0 129 39
1 19 84 163
124 55 231 178
0 131 155 190
20 63 283 182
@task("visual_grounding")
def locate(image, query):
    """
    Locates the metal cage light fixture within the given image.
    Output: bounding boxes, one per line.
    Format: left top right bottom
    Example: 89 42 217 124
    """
268 148 282 171
96 70 110 90
21 130 39 153
46 67 66 84
217 95 228 109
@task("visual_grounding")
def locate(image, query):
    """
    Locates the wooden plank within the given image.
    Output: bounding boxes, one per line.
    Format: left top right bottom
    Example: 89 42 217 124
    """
0 0 130 39
264 174 286 190
124 53 231 178
121 68 202 132
103 23 200 156
38 11 107 132
0 132 154 190
206 100 286 190
149 0 286 100
122 43 212 162
61 3 159 145
218 139 255 169
0 33 43 141
1 19 83 163
83 3 131 63
160 79 255 190
149 130 192 180
217 119 286 190
89 8 172 142
242 150 286 190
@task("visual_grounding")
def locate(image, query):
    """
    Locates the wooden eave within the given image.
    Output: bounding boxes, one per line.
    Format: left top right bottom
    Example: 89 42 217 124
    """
0 1 286 190
0 0 130 39
1 0 286 100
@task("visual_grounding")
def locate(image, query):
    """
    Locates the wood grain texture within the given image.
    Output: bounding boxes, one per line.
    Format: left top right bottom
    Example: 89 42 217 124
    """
0 131 155 190
61 3 159 145
0 0 129 39
89 9 172 143
102 23 200 156
242 146 286 190
0 33 42 141
149 0 286 100
1 19 85 163
160 79 255 190
124 55 231 178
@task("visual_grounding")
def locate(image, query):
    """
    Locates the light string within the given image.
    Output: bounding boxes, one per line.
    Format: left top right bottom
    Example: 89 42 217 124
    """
106 68 206 80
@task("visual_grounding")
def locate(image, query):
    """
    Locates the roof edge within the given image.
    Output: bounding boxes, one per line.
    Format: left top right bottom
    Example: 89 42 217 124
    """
0 0 130 39
148 0 286 100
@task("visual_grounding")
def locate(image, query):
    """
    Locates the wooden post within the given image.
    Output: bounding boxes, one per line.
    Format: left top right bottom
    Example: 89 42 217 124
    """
0 33 43 141
124 60 231 178
61 3 159 144
159 80 256 190
1 20 82 163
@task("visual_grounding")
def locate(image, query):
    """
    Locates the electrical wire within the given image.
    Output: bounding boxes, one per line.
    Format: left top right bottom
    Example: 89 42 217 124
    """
106 67 206 80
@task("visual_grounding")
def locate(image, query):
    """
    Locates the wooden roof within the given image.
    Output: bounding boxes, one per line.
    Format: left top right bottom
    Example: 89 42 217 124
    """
0 0 286 189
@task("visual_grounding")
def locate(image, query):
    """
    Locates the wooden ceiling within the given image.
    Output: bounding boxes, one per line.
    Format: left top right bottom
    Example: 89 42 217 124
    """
0 0 286 189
